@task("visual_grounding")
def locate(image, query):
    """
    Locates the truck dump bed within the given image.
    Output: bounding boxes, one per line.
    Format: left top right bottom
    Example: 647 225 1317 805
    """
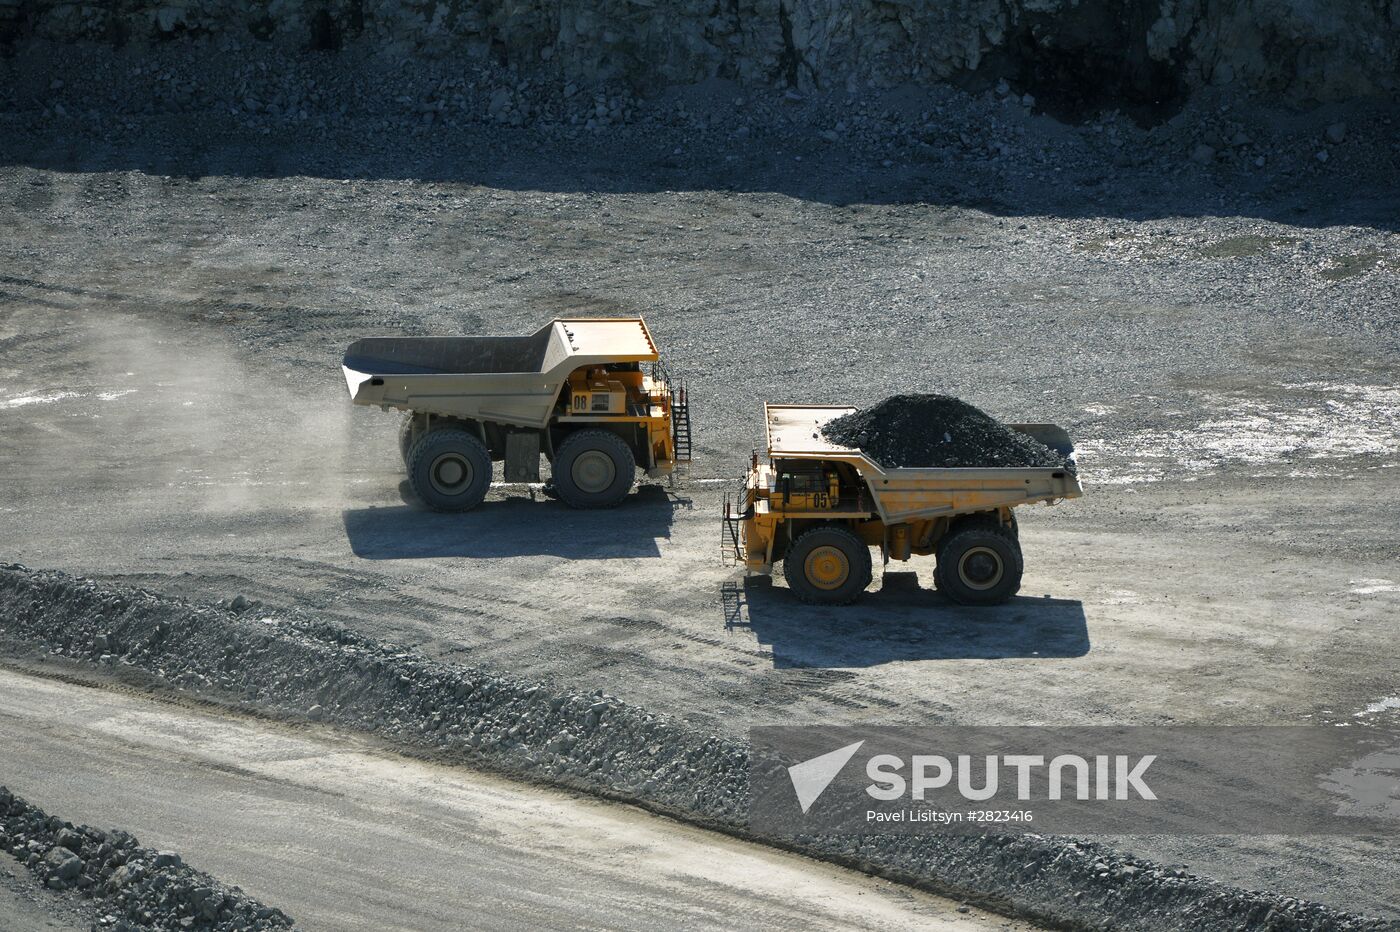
342 318 658 429
764 404 1081 523
342 332 553 376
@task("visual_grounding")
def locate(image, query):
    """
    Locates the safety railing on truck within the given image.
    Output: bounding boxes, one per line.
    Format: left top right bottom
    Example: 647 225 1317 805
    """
651 360 692 466
672 377 692 463
720 458 754 566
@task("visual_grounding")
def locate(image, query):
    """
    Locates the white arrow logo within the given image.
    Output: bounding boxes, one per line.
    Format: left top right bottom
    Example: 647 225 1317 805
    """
787 740 865 813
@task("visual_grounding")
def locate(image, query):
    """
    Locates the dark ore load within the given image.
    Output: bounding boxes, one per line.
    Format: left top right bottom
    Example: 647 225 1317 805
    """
821 394 1071 469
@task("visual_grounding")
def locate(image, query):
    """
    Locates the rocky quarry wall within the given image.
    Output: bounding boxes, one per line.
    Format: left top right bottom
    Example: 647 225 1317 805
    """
1 0 1396 120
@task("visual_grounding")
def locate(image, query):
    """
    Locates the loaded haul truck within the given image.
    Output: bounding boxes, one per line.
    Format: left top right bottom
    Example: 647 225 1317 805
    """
724 403 1081 606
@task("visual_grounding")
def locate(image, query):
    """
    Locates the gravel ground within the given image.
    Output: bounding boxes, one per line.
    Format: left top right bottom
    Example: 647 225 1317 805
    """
0 156 1396 917
1 40 1398 927
0 857 93 932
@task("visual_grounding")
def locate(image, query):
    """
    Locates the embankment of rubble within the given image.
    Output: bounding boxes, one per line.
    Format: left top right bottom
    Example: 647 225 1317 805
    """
0 564 1392 932
0 784 293 931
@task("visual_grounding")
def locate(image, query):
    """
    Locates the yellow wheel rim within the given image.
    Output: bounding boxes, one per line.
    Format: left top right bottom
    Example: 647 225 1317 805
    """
804 545 850 591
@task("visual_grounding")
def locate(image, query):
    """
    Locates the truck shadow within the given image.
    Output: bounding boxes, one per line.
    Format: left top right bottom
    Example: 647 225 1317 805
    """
724 572 1089 668
342 484 683 560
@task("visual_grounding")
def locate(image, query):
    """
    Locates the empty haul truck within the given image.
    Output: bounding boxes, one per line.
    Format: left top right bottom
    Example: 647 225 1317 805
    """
343 317 691 511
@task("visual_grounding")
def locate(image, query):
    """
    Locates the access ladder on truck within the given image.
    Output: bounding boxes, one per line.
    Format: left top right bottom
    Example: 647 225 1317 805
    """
672 379 693 463
653 360 691 481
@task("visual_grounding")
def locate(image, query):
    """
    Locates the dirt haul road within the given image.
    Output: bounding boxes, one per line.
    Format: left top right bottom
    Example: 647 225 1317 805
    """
0 665 1022 932
0 150 1397 920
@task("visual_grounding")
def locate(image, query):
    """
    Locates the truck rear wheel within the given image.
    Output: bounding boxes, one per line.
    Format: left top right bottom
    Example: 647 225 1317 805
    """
934 522 1023 605
783 526 872 605
552 429 636 509
407 429 491 512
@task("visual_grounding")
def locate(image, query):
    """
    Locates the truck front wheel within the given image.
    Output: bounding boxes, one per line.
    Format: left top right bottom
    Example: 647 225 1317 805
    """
552 429 636 509
934 522 1023 605
783 526 873 605
407 429 492 512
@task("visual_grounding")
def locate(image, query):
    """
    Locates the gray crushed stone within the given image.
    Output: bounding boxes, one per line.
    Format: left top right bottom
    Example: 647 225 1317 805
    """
0 784 292 931
0 564 1393 932
822 394 1070 469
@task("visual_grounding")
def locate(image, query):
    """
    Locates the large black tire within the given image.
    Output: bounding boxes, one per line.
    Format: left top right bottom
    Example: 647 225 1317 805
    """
783 525 873 605
398 414 415 465
934 520 1023 605
407 428 492 512
551 429 636 509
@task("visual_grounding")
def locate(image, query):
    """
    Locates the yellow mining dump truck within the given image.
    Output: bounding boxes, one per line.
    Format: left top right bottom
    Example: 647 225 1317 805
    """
722 404 1081 605
343 317 690 511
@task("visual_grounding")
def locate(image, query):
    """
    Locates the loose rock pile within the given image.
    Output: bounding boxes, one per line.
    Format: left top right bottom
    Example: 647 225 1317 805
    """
0 565 1391 932
823 394 1070 468
0 785 292 931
